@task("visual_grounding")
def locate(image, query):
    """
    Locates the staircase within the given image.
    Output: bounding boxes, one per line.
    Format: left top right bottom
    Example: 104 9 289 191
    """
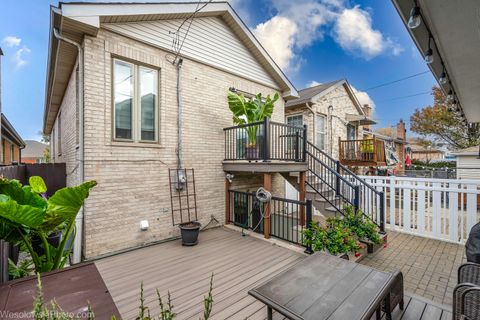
283 141 385 232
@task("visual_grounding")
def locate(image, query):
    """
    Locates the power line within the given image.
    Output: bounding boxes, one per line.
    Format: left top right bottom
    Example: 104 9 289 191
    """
362 70 431 91
377 91 431 102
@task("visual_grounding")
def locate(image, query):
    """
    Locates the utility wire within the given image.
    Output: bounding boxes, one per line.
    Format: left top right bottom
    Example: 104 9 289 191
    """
362 70 431 91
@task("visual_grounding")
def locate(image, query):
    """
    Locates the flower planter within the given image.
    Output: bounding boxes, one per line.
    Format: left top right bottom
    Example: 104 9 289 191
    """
245 145 259 160
179 221 201 246
32 231 62 257
360 233 387 254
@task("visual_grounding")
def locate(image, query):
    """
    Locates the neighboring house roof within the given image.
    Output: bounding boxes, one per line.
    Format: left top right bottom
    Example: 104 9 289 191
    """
451 146 480 156
2 114 25 148
409 144 445 153
44 1 298 134
23 140 48 158
363 129 405 144
285 79 369 119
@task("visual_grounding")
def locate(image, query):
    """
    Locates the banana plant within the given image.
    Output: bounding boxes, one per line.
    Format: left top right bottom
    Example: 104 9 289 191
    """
227 91 279 147
0 176 96 273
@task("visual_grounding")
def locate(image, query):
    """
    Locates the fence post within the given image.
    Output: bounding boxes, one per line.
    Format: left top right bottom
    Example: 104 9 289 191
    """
263 117 270 162
302 124 307 162
294 131 300 162
304 199 314 254
335 161 341 195
0 240 8 283
353 185 360 213
379 191 385 234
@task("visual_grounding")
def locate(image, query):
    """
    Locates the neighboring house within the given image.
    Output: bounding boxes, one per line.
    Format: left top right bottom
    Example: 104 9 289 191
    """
0 114 25 165
44 2 297 260
285 79 375 159
452 146 480 180
365 120 407 175
408 144 445 162
22 140 48 164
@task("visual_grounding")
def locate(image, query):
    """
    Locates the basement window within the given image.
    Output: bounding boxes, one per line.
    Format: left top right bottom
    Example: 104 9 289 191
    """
113 58 159 143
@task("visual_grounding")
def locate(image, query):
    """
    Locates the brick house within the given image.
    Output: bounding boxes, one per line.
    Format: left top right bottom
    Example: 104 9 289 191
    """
1 114 25 165
43 2 298 260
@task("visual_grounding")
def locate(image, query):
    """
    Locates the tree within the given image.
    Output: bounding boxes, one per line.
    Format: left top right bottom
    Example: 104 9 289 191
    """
410 86 480 150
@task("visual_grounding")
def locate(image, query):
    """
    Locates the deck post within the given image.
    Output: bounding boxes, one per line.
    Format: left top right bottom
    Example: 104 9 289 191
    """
335 160 341 196
263 117 270 162
304 199 314 254
299 171 306 226
0 240 8 283
225 177 231 224
263 173 272 239
302 124 307 162
353 185 360 213
379 191 386 233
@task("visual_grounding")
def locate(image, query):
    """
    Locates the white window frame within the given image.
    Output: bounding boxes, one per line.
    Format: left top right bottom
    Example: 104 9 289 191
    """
112 58 160 144
286 114 303 127
315 113 326 151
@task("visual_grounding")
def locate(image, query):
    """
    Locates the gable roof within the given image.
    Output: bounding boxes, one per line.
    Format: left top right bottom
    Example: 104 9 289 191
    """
43 1 298 134
23 140 48 158
2 114 25 148
451 146 479 156
285 79 365 116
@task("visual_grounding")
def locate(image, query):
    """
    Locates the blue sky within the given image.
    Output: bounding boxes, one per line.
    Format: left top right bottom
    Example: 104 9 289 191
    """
0 0 437 141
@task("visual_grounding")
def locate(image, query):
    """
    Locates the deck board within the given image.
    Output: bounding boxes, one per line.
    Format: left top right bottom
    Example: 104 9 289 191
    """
95 228 452 320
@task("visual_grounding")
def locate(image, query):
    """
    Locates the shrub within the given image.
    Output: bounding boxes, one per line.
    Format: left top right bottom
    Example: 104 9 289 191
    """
303 221 359 255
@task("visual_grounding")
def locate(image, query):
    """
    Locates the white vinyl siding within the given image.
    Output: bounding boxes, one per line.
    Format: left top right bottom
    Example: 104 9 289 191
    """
456 155 480 180
103 16 278 89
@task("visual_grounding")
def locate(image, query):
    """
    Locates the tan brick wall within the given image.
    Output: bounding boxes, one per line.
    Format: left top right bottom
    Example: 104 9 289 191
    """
285 84 363 159
78 28 286 258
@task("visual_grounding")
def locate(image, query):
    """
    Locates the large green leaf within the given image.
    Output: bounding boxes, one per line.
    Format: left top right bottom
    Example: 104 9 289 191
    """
29 176 47 194
0 178 47 209
227 92 256 124
0 195 46 228
43 181 97 230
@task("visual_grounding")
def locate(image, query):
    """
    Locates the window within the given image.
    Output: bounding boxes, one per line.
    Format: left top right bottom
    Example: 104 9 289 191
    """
286 114 303 127
316 114 326 150
347 124 356 140
113 59 158 142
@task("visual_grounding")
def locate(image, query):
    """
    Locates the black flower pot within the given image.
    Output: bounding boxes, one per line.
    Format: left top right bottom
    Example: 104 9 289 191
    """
32 231 62 257
179 222 201 246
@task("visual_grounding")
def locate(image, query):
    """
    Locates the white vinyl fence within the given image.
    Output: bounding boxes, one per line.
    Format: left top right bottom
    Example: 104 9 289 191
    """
357 176 480 244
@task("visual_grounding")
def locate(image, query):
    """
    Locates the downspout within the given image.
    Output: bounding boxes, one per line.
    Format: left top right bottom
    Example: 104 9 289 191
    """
176 58 183 170
53 29 84 264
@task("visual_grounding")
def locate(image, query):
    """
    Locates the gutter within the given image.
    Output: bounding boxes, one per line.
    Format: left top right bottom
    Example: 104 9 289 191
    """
52 28 85 264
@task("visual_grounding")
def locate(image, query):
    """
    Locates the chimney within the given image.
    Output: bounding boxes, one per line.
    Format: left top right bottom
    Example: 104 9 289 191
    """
396 119 406 140
362 104 372 131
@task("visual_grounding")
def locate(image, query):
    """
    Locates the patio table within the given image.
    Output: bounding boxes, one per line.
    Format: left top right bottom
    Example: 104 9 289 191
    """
249 252 395 320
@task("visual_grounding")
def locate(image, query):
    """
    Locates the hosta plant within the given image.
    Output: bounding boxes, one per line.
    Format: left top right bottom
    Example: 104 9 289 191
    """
0 176 96 273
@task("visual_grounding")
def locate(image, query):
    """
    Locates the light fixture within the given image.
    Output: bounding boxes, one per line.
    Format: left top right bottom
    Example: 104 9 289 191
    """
439 69 447 85
447 90 454 101
424 36 434 64
407 1 421 29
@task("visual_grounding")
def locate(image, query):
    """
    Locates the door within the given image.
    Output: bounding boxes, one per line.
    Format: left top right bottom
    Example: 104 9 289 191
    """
285 115 303 201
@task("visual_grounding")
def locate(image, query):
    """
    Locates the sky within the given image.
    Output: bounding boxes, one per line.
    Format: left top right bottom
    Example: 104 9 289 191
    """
0 0 438 141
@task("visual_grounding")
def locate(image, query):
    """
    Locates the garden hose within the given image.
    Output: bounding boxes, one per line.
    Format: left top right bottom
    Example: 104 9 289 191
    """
241 188 272 236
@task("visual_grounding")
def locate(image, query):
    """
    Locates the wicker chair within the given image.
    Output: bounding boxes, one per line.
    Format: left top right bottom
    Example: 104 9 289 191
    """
458 262 480 286
459 286 480 320
453 283 478 320
382 271 404 320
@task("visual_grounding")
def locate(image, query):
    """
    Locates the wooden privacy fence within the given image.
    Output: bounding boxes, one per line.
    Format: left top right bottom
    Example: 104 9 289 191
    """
356 175 480 244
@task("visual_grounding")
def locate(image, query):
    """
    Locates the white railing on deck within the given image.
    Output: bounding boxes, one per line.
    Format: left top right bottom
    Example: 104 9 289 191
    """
356 176 480 244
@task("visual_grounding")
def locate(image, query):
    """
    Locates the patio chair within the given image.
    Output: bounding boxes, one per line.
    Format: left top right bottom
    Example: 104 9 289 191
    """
458 262 480 286
453 283 480 320
382 271 404 319
457 285 480 320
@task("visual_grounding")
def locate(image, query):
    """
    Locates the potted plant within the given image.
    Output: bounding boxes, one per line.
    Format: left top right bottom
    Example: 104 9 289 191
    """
227 91 279 160
341 205 384 253
179 221 201 246
0 176 96 273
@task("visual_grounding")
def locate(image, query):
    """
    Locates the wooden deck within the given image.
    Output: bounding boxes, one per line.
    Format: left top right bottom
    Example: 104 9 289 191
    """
95 228 452 320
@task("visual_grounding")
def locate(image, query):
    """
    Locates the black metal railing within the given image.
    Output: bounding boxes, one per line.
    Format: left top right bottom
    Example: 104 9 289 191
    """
306 141 385 232
228 190 313 252
224 118 307 162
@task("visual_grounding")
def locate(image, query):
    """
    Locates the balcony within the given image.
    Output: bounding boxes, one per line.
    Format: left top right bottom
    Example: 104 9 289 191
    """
338 138 387 167
223 118 308 173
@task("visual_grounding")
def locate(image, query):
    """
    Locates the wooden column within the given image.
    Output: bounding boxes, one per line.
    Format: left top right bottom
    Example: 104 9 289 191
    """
225 178 231 224
263 173 272 239
299 171 306 226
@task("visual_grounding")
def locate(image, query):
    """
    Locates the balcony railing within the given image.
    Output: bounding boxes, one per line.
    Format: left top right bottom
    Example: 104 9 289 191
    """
338 138 387 166
224 118 307 162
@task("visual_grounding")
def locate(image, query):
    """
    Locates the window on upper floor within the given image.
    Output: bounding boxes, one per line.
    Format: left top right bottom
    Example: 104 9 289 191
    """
316 114 326 151
113 59 159 143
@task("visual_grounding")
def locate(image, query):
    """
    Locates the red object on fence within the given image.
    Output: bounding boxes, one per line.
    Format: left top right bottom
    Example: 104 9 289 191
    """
405 154 412 167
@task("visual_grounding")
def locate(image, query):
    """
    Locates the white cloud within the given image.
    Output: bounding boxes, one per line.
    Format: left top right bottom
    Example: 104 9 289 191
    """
307 80 322 87
352 85 375 110
13 46 31 68
332 6 402 59
2 36 21 47
253 16 298 70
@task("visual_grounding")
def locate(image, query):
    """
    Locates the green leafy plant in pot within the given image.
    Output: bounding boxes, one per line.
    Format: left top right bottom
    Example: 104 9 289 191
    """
227 91 279 159
0 176 96 273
